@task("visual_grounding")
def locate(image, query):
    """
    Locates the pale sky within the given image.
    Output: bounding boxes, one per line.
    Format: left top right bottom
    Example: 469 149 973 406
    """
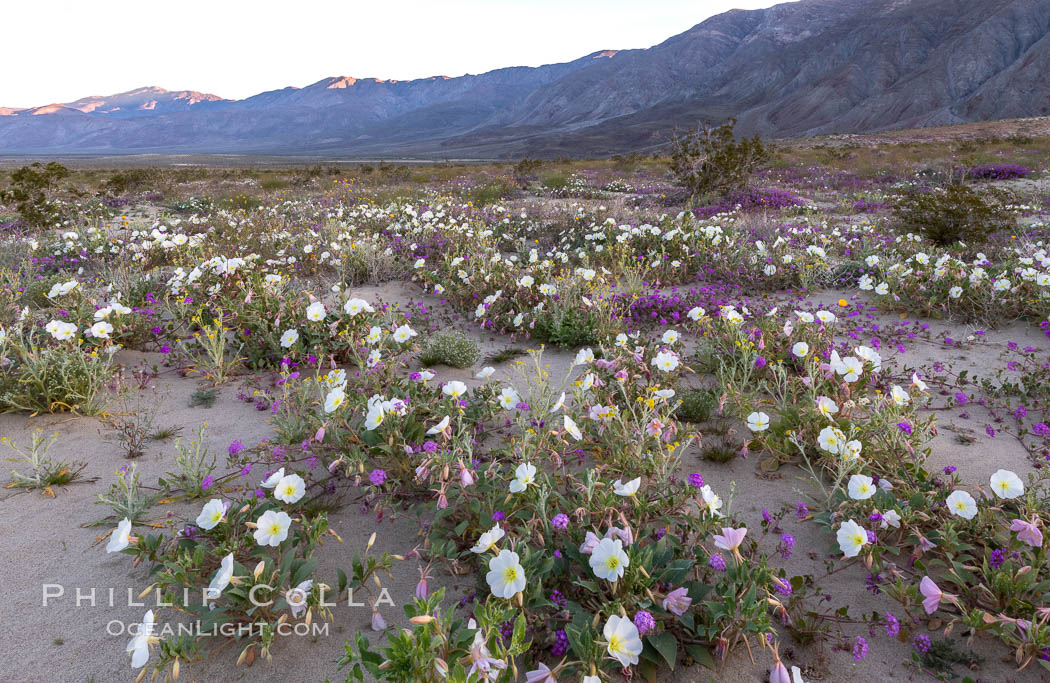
5 0 792 108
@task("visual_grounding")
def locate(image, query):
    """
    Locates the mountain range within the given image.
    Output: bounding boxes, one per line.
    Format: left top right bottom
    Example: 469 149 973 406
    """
2 0 1049 158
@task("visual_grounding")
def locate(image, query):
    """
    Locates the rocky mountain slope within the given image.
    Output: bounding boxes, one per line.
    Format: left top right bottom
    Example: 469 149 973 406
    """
2 0 1048 157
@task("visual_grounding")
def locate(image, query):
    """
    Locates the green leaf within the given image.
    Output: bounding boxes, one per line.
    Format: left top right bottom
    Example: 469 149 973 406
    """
685 643 716 670
647 632 677 670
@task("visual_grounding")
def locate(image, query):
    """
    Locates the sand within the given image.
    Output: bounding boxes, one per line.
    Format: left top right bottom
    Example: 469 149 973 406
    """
1 283 1048 682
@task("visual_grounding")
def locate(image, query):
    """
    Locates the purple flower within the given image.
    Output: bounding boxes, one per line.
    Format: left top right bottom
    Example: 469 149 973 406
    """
422 440 438 453
954 392 969 405
551 629 568 656
896 421 913 435
551 513 569 530
633 610 656 636
549 590 566 607
201 476 213 491
779 533 795 559
228 440 245 457
708 554 727 572
369 469 387 486
852 636 869 661
985 425 996 438
688 473 704 489
885 612 900 637
913 634 931 653
990 547 1007 569
795 502 809 519
492 511 506 522
943 465 956 475
754 355 767 370
239 464 252 477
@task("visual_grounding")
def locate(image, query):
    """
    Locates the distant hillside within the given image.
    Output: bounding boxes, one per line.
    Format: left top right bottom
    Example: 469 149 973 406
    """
2 0 1049 158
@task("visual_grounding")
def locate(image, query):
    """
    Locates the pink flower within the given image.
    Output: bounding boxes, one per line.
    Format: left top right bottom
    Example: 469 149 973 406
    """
605 526 633 546
371 608 387 631
645 419 664 438
525 662 557 683
919 576 943 615
662 587 692 616
713 527 748 560
1010 518 1043 548
459 465 475 488
578 531 601 555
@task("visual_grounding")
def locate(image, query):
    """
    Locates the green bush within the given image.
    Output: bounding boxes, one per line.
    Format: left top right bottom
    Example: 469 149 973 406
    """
540 173 568 191
669 118 772 200
531 308 599 348
893 184 1012 246
1 341 114 414
1 161 70 227
419 331 481 368
675 388 717 423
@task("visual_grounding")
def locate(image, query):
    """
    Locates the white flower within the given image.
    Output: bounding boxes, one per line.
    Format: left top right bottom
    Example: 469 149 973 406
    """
107 518 133 553
363 404 385 431
661 329 680 345
847 474 875 500
687 307 705 321
443 381 467 399
792 341 809 358
126 609 155 668
343 298 375 316
45 320 77 341
910 372 928 392
280 329 299 348
949 286 963 299
485 549 526 599
196 499 226 530
392 325 417 343
274 474 306 504
563 415 582 441
818 425 846 455
836 519 868 558
426 415 450 435
816 310 837 324
880 509 901 529
843 440 863 461
549 392 566 414
261 467 285 489
613 477 640 496
471 524 505 554
207 553 235 599
603 615 643 667
324 388 346 413
590 537 629 582
286 579 313 618
476 366 495 379
946 490 977 519
498 386 521 410
838 356 863 382
254 510 292 546
700 484 722 516
573 348 594 365
816 396 838 419
509 463 537 493
651 351 679 372
89 321 114 339
890 385 910 406
989 469 1024 499
306 301 326 322
746 411 770 432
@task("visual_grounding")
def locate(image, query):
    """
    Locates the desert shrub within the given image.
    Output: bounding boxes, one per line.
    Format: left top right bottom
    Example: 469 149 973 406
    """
513 158 543 185
0 161 70 227
669 118 773 200
103 168 159 195
675 388 718 423
893 184 1013 246
419 331 481 368
531 307 600 348
0 340 114 414
469 182 514 206
541 172 568 191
